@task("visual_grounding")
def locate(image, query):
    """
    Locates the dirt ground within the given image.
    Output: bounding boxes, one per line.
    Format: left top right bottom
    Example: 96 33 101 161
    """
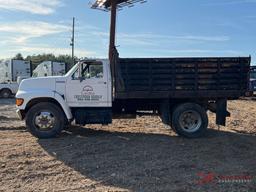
0 99 255 192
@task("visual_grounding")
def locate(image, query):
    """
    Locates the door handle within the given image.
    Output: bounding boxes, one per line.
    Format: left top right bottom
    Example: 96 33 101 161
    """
98 81 107 84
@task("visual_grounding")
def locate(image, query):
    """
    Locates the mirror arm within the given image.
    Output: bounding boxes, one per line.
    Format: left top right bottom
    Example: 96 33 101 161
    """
79 77 84 82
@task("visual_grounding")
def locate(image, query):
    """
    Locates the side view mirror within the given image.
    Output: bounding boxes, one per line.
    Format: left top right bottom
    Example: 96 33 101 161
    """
78 77 84 82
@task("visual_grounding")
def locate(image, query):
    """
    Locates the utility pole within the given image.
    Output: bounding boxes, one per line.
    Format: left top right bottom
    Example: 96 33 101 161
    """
109 0 117 81
91 0 146 75
70 17 75 66
91 0 146 95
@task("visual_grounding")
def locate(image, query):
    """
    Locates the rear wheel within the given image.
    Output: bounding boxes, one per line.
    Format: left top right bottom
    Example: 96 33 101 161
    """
171 103 208 138
0 89 12 98
26 102 65 139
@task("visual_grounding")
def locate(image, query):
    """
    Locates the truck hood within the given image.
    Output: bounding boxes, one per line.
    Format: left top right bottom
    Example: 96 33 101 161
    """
19 76 66 92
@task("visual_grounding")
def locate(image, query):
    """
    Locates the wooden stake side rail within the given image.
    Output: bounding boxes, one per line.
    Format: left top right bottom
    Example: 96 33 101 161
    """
115 57 251 99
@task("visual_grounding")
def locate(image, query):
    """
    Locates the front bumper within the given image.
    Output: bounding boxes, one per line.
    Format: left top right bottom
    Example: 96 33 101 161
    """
16 109 25 120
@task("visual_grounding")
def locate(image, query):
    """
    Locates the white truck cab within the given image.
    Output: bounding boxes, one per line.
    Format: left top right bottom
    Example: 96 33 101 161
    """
16 59 112 138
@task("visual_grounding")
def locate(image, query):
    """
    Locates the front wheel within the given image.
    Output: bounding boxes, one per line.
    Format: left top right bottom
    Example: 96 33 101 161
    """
26 102 65 139
171 103 208 138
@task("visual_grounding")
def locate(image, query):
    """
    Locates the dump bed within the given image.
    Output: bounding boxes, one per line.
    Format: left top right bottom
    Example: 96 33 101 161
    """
115 57 251 99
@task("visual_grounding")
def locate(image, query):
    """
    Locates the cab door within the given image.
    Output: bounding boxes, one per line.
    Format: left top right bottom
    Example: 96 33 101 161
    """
65 60 111 107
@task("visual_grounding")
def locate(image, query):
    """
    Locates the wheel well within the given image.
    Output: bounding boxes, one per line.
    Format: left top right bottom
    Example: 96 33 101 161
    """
170 99 208 111
25 98 67 120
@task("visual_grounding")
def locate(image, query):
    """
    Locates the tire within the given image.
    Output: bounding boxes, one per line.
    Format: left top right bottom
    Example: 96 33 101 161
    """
26 102 65 139
0 89 12 98
64 119 71 130
171 103 208 138
245 91 253 97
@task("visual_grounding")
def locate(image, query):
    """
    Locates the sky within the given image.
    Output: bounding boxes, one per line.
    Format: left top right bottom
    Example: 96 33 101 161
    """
0 0 255 64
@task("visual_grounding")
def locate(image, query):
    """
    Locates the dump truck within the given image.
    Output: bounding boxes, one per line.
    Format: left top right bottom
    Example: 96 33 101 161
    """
0 59 31 98
15 56 251 138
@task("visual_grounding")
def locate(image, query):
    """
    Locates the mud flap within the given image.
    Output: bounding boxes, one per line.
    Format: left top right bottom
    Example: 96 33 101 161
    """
216 99 230 126
159 100 171 125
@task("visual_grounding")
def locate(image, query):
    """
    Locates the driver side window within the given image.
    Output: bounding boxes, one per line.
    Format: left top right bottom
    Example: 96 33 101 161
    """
72 61 103 80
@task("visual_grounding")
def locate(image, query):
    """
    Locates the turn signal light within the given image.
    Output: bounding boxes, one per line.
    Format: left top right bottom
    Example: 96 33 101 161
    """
16 98 24 106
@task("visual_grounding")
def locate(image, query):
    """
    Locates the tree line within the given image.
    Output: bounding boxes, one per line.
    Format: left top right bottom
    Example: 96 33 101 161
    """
13 53 78 71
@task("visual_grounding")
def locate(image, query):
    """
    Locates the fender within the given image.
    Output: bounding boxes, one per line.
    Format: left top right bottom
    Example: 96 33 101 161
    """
54 92 73 120
16 89 73 120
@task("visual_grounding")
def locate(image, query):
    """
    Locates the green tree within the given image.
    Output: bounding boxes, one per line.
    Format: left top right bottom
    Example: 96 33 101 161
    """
13 53 24 60
56 55 78 70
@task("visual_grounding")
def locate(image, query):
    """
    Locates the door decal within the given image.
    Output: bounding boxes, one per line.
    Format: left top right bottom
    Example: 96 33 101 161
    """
74 85 103 101
82 85 94 95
